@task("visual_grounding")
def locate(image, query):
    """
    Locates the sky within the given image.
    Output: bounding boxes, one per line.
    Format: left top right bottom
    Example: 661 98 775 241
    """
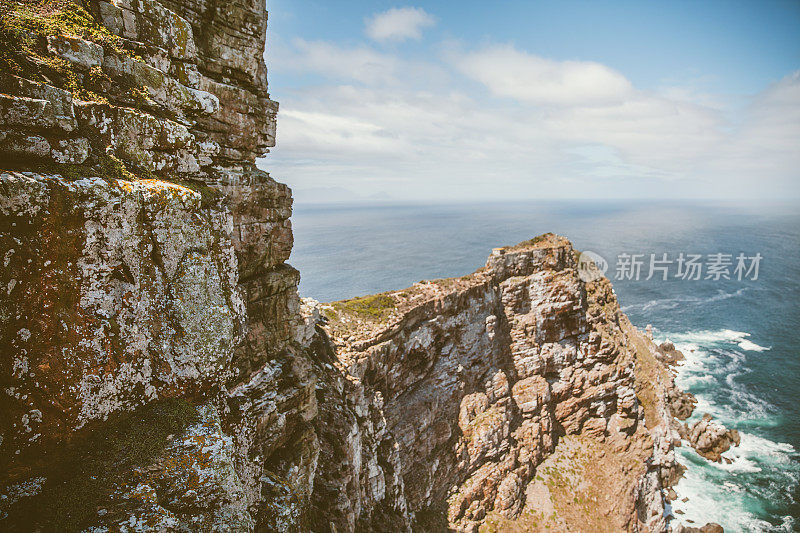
259 0 800 203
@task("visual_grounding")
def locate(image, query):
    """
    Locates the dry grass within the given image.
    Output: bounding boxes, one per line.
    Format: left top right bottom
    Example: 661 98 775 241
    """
481 434 647 533
503 233 569 252
623 319 671 429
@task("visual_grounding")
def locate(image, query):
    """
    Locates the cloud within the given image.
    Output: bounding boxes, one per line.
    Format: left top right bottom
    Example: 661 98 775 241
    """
276 39 401 84
263 39 800 201
701 71 800 190
267 38 448 87
365 7 435 43
454 44 634 105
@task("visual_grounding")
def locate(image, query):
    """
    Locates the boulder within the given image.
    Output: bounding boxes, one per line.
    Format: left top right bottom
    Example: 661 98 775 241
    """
657 341 686 365
687 414 740 462
673 522 724 533
667 387 697 420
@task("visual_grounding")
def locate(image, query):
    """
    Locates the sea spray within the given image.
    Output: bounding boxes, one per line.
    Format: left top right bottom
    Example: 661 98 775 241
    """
655 328 798 532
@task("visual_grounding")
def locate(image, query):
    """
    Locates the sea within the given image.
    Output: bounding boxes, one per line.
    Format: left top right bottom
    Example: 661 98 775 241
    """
289 200 800 532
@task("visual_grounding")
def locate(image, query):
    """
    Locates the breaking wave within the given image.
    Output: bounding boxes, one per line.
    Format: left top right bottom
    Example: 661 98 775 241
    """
665 328 770 352
652 327 798 532
621 288 747 314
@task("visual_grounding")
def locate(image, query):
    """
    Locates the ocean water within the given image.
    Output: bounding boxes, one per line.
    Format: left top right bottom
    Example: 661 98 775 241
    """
290 200 800 531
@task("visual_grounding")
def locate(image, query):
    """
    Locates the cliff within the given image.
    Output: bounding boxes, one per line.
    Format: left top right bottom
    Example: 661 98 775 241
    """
0 0 710 531
307 235 684 532
1 0 301 529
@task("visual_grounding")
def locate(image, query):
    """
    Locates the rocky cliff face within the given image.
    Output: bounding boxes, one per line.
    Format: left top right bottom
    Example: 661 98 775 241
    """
1 1 699 531
1 0 303 529
308 235 684 533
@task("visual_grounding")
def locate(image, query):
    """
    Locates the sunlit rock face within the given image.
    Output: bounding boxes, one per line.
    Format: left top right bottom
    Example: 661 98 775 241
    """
0 173 243 455
0 0 679 531
317 234 669 532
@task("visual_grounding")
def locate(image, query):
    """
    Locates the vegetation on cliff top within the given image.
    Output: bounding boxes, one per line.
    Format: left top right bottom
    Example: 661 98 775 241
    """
0 0 130 101
505 232 565 251
331 293 397 321
481 435 647 533
623 319 673 430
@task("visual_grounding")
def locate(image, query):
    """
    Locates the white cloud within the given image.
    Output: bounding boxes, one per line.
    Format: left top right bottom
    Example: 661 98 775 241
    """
365 7 435 43
263 39 800 201
455 44 634 105
268 38 448 87
269 39 401 85
701 71 800 191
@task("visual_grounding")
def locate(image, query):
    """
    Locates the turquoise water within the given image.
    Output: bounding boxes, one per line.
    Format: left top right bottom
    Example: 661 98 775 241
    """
290 200 800 531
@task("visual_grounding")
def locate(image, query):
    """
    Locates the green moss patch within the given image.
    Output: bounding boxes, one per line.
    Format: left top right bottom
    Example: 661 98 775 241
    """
332 293 397 322
0 0 138 101
2 398 199 532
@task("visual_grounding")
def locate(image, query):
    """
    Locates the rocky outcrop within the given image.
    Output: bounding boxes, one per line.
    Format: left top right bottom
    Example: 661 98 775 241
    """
666 388 697 421
0 173 244 467
674 523 724 533
656 341 685 366
686 414 741 463
654 342 697 421
1 0 304 530
311 235 668 532
647 339 739 465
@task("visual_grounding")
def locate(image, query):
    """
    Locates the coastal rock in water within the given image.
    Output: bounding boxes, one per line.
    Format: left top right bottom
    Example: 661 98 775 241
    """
674 523 725 533
654 342 697 420
667 388 698 420
687 414 741 462
657 341 685 365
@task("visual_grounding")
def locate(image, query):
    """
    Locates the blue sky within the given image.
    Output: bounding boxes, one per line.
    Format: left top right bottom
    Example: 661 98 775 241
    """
260 1 800 202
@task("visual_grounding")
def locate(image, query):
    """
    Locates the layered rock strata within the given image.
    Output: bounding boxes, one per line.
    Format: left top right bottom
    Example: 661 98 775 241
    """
312 236 653 531
1 0 304 530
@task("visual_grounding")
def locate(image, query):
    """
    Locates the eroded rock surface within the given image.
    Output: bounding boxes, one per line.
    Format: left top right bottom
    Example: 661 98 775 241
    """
314 235 674 532
1 0 303 529
674 523 724 533
686 414 741 463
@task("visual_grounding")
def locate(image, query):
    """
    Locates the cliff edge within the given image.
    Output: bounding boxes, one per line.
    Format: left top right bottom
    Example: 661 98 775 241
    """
1 0 301 529
308 234 684 532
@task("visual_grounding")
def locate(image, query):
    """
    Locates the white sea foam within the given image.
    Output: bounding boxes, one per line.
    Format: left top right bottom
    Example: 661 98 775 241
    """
655 328 777 423
653 326 797 532
738 339 770 351
672 346 773 423
669 452 776 532
777 516 796 532
671 429 800 531
662 328 770 352
680 374 715 387
735 432 796 460
668 328 746 345
621 288 747 313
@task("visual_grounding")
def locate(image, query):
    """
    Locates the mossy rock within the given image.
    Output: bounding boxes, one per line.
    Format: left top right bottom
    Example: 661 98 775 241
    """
2 398 200 532
332 293 397 322
0 0 142 103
